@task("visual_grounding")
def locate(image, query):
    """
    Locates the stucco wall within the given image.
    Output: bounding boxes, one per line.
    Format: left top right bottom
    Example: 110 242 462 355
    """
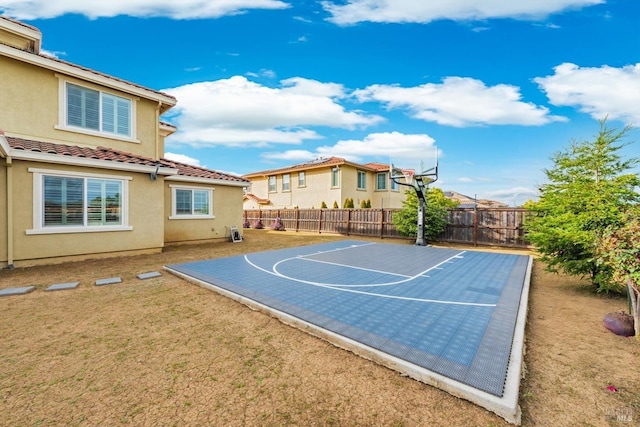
164 182 244 244
243 166 406 210
0 56 160 160
9 160 165 265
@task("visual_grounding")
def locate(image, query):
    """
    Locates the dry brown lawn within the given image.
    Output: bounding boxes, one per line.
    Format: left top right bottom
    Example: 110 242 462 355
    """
1 229 638 426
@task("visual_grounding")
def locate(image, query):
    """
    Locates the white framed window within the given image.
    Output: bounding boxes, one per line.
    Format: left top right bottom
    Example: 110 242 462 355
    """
268 176 277 192
298 171 306 187
282 174 291 192
57 79 137 142
357 170 366 190
170 185 213 219
27 168 132 235
331 167 340 188
376 172 387 190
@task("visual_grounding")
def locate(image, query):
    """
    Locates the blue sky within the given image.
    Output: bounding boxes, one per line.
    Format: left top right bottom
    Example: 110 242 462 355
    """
2 0 639 206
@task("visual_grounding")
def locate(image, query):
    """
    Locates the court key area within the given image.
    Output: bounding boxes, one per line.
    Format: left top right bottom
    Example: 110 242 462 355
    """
165 240 532 424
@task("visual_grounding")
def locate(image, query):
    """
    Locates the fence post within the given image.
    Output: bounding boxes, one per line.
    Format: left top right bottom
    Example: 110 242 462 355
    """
295 208 300 232
473 207 478 247
379 208 384 239
318 209 323 234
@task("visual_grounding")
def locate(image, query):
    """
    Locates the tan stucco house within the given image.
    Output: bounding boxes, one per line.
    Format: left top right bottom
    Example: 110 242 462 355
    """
0 17 248 268
242 157 408 210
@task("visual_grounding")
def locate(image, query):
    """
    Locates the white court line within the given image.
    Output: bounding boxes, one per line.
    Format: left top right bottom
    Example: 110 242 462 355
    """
295 257 412 279
271 250 467 288
243 249 495 307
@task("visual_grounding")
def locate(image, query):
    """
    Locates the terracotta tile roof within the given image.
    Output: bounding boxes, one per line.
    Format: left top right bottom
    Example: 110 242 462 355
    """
243 193 271 205
363 162 390 172
6 136 248 184
8 136 160 167
160 157 248 183
243 156 380 178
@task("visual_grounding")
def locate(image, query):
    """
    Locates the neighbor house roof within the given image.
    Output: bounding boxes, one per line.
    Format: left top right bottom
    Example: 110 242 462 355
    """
243 156 383 179
363 162 391 172
243 193 271 205
4 135 248 186
444 190 509 208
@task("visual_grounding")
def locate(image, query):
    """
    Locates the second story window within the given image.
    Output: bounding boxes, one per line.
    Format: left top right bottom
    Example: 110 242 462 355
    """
357 170 366 190
377 172 387 190
390 176 399 191
268 176 276 192
298 171 306 187
282 174 291 191
331 168 340 188
64 82 132 139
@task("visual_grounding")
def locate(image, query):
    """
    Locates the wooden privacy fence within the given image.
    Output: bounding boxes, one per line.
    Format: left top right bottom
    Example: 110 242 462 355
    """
244 208 403 239
243 207 531 248
440 208 530 248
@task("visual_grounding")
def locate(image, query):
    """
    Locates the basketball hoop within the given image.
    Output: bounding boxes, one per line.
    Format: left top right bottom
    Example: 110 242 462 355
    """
390 163 415 186
402 169 415 187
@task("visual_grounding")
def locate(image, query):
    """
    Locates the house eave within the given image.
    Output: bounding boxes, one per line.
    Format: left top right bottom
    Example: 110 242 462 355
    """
0 132 10 157
0 17 42 53
165 174 250 187
9 149 179 176
0 43 176 108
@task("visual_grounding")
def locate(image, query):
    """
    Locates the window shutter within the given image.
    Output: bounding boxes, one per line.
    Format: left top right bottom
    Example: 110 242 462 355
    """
116 98 130 136
67 83 99 131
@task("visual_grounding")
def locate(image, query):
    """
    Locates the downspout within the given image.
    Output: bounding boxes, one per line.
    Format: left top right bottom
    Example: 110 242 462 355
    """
6 156 13 269
155 101 161 160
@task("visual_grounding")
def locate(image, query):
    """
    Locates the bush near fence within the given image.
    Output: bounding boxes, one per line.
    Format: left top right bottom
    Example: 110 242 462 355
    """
243 208 531 248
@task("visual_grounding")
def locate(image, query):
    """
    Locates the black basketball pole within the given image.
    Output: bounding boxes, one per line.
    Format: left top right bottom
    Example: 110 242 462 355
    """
414 176 427 246
390 156 438 246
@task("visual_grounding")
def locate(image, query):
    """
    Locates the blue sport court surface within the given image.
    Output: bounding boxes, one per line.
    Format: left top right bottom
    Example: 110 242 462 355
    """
165 240 532 424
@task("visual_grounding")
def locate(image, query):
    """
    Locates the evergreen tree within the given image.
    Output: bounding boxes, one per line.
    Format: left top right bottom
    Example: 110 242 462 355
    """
526 120 639 292
392 187 452 241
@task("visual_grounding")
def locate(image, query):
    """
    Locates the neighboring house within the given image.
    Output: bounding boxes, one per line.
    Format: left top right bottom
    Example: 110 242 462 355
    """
444 191 509 208
0 17 248 268
242 157 408 210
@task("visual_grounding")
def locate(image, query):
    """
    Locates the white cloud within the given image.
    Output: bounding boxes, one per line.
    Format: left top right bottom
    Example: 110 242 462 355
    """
164 152 203 167
354 77 566 127
246 69 277 79
0 0 289 20
263 132 437 165
163 76 383 147
39 49 65 58
535 63 640 126
262 150 316 161
321 0 603 25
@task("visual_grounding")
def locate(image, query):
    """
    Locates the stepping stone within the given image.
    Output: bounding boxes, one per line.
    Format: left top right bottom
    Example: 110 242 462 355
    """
137 271 161 280
95 277 122 286
0 286 35 297
46 281 80 292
